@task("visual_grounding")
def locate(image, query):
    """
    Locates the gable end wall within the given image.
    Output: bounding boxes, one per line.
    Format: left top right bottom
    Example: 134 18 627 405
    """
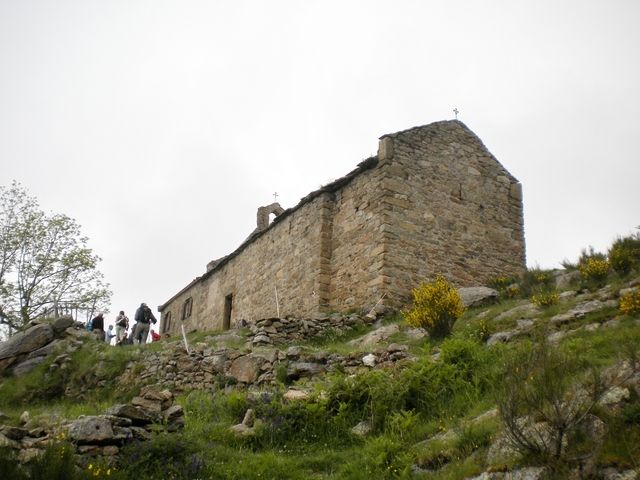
380 121 526 305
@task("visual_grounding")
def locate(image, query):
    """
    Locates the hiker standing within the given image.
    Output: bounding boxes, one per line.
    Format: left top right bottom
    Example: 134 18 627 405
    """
91 313 105 341
114 310 129 345
105 325 115 344
132 303 157 344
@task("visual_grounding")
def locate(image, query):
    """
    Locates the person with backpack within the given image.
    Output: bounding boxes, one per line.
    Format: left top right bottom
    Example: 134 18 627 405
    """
132 302 157 344
90 312 105 341
114 310 129 345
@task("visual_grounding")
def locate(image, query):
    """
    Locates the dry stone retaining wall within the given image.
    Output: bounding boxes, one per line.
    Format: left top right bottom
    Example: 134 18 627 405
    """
120 314 411 393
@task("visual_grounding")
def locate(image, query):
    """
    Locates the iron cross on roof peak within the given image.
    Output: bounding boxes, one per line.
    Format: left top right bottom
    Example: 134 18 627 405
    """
453 108 459 119
273 192 279 202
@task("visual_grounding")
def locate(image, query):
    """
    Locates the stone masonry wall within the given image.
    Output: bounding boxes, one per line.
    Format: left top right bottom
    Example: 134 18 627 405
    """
379 120 526 306
199 196 326 329
165 196 326 332
327 167 387 311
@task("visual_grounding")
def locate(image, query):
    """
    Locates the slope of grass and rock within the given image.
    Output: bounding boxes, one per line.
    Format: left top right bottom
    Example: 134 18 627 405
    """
1 235 640 479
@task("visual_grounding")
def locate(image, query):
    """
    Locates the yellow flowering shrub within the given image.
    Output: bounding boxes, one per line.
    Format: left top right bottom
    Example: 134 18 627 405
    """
505 284 520 299
620 290 640 316
403 276 465 338
579 257 610 283
489 276 520 299
531 291 560 308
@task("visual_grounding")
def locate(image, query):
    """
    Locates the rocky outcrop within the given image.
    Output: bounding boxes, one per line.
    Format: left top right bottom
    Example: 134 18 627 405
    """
458 287 499 308
0 317 93 376
0 385 185 465
347 324 400 348
549 299 618 326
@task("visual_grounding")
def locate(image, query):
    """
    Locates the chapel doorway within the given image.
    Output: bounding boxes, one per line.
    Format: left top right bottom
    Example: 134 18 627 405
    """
223 294 233 330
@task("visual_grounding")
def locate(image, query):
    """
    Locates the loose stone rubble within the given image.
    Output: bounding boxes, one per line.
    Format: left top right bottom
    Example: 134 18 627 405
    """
0 385 184 465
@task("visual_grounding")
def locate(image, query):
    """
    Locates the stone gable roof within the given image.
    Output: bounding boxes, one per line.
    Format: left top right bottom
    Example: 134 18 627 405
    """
381 119 518 184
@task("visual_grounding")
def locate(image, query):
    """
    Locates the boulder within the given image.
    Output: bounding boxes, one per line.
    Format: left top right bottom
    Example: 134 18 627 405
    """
495 303 540 321
550 299 617 326
0 324 54 361
11 356 46 376
286 361 324 380
105 404 153 425
486 331 515 346
26 340 62 360
139 385 173 403
52 316 74 334
19 411 30 426
599 387 630 406
227 355 265 384
229 409 256 437
131 396 162 414
283 389 310 402
601 468 638 480
458 286 499 308
348 324 399 348
163 405 184 423
0 433 20 449
202 353 228 373
554 270 581 289
68 416 115 444
252 334 272 345
0 426 29 441
351 421 372 437
362 353 376 367
130 426 152 441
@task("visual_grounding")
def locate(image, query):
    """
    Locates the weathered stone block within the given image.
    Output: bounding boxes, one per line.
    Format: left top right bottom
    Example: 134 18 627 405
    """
68 416 114 444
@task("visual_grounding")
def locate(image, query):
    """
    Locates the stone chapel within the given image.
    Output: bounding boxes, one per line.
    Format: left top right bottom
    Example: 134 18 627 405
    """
158 120 525 334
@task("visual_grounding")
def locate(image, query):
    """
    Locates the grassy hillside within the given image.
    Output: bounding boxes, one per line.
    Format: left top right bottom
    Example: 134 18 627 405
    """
1 237 640 479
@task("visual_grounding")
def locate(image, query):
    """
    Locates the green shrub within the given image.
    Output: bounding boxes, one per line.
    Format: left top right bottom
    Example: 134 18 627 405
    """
252 397 350 448
335 436 409 479
496 340 605 461
327 369 400 432
403 276 465 338
577 247 610 287
28 442 83 480
0 447 27 480
608 234 640 276
518 268 554 298
117 432 205 480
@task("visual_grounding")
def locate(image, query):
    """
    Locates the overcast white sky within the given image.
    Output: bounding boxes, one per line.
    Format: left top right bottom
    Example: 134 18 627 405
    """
1 0 638 326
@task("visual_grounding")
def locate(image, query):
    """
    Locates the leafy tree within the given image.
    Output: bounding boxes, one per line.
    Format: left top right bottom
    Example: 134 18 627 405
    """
0 181 111 333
